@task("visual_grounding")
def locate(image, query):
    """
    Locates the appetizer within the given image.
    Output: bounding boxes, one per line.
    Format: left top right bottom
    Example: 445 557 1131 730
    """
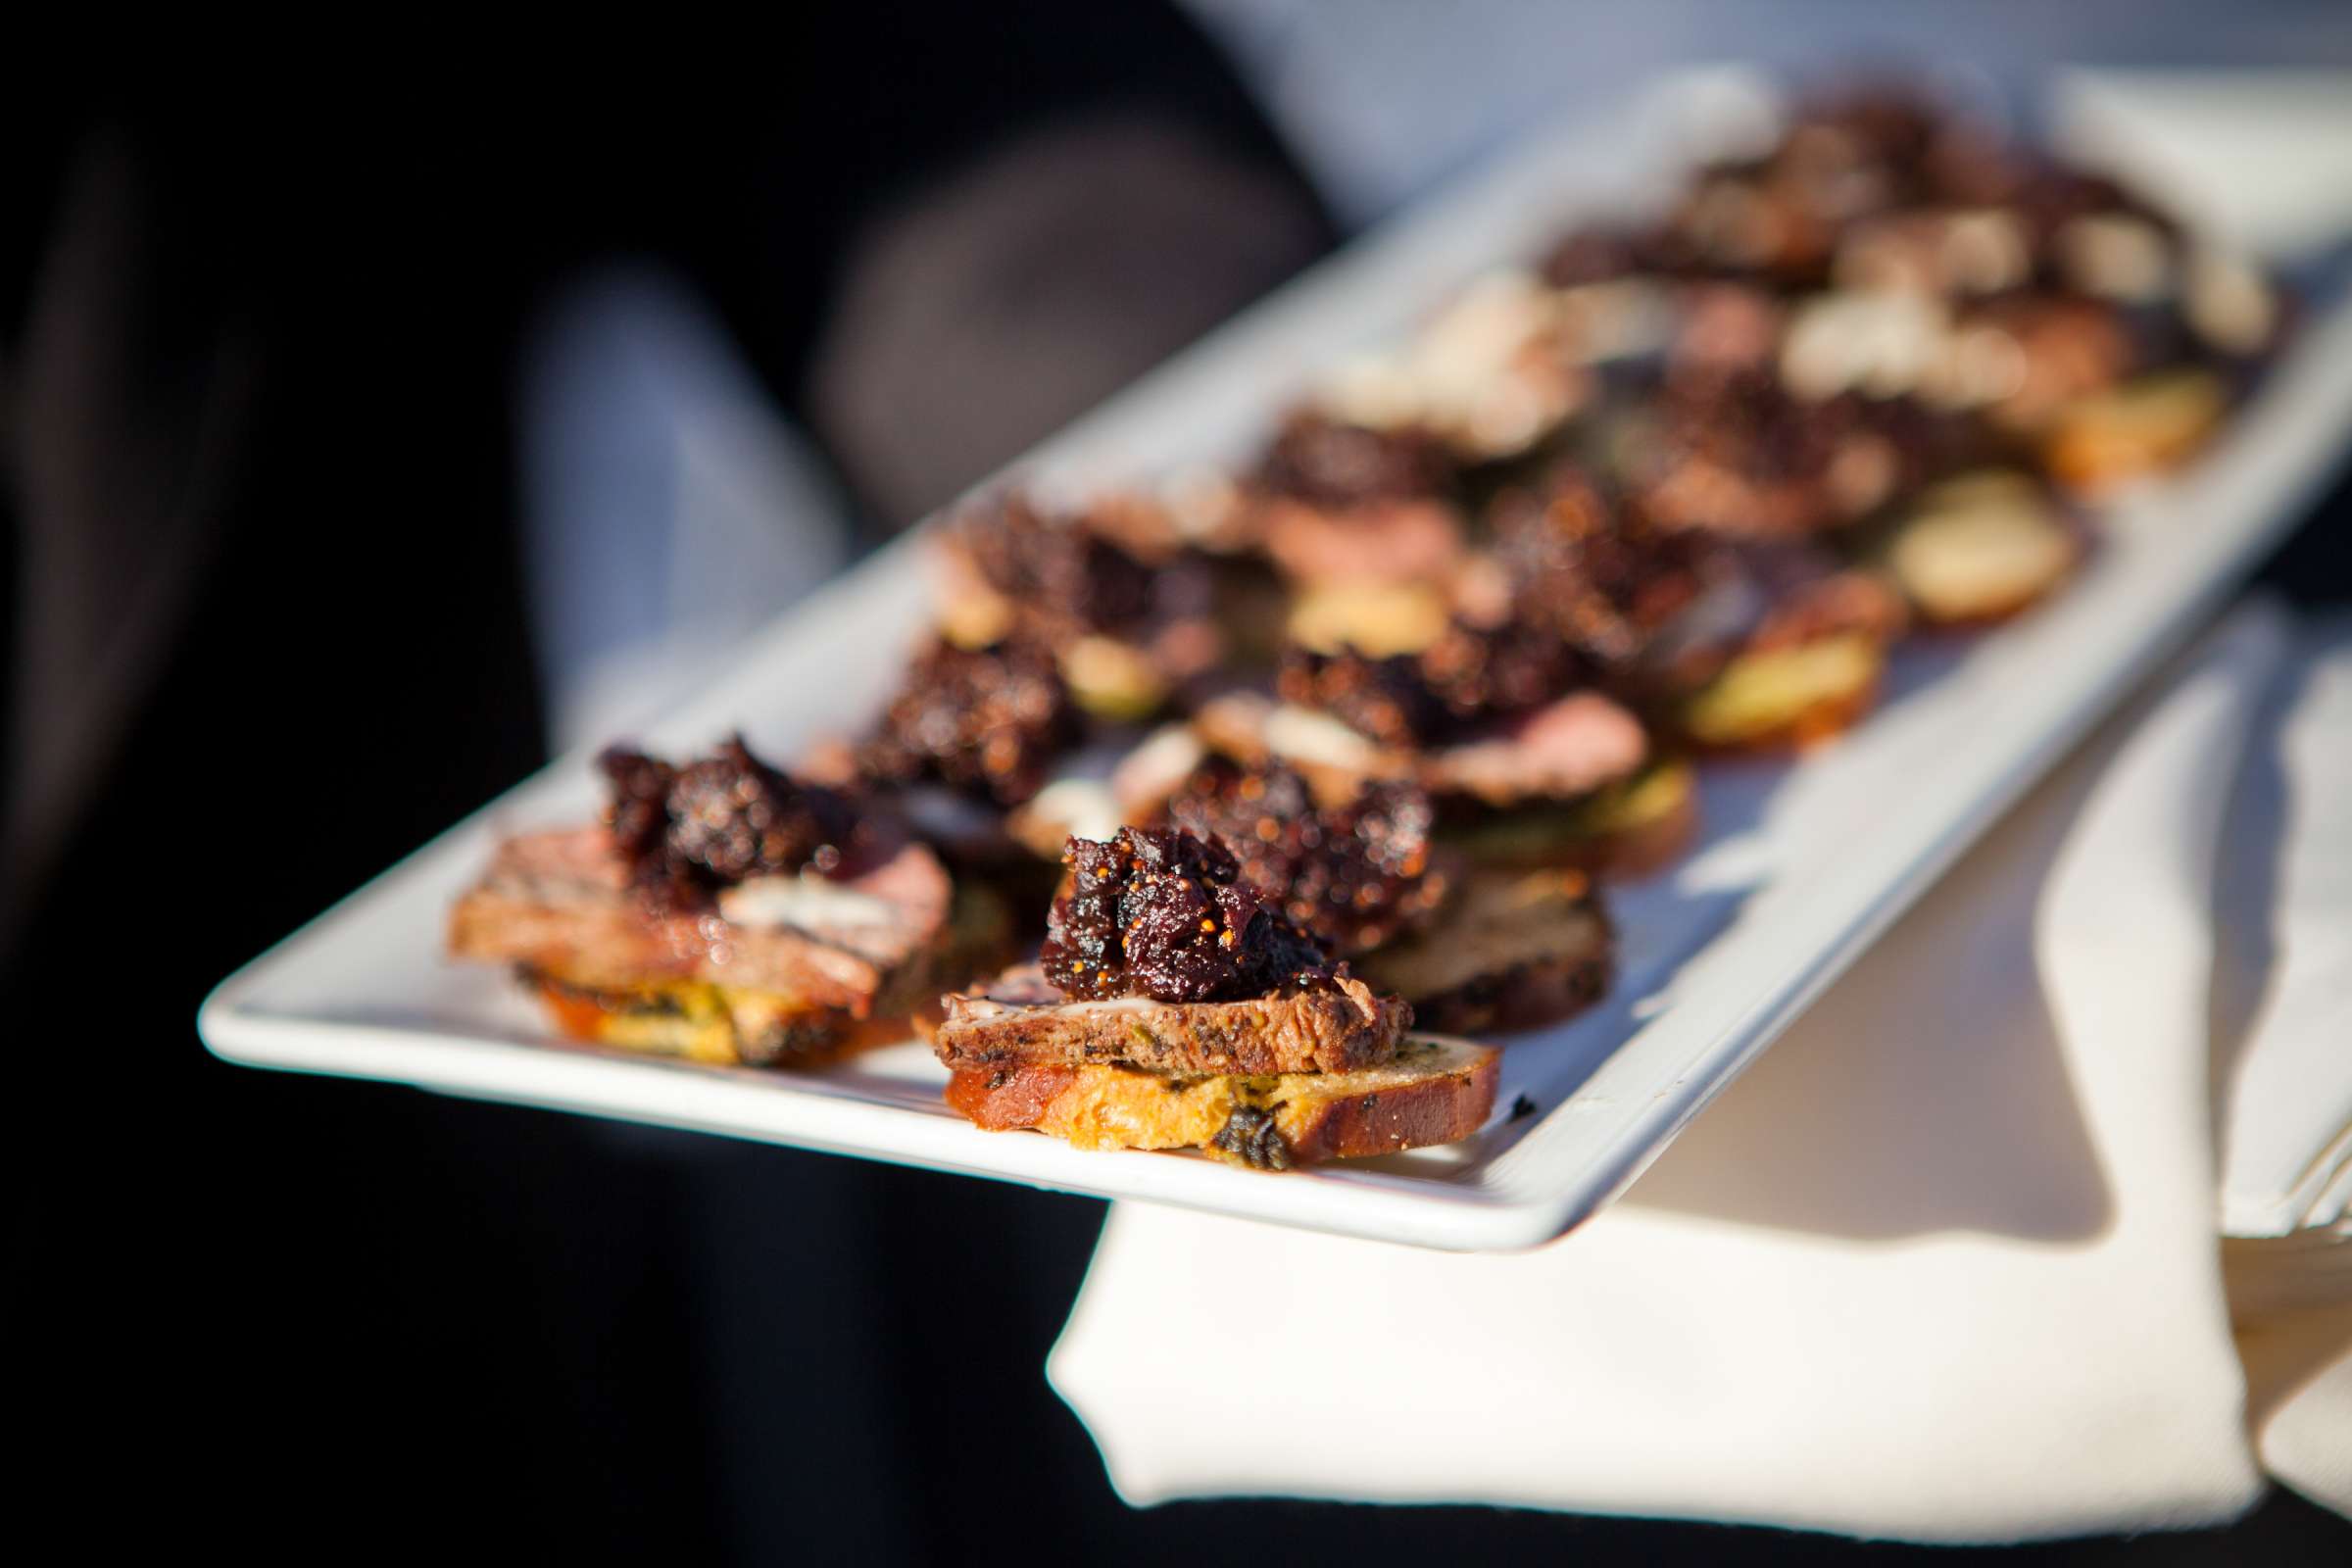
858 636 1079 812
1212 607 1689 876
1531 81 2278 504
1875 469 2085 625
1248 410 1469 596
1160 757 1613 1033
1490 464 1907 753
450 736 998 1066
1616 368 1958 540
933 490 1221 720
1314 270 1595 466
845 633 1084 900
935 826 1498 1167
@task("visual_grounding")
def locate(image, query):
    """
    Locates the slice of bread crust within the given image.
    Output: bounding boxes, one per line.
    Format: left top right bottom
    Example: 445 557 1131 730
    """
524 969 910 1068
1586 772 1702 878
1675 634 1886 753
2044 368 2226 496
934 963 1409 1077
1883 471 2086 627
944 1036 1499 1167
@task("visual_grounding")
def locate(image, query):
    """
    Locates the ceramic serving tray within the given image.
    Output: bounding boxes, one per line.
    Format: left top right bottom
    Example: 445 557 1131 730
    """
201 71 2352 1250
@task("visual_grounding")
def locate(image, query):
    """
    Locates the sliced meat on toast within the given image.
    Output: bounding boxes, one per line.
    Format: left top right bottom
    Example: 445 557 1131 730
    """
1197 687 1655 815
1440 759 1699 878
1660 553 1904 749
1356 865 1613 1034
1191 691 1414 807
513 880 1006 1069
448 826 952 1016
1258 497 1467 589
933 963 1408 1077
1426 690 1649 808
945 1036 1500 1167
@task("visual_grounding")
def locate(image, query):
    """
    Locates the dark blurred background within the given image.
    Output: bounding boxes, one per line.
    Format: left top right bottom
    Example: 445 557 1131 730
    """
9 8 2352 1562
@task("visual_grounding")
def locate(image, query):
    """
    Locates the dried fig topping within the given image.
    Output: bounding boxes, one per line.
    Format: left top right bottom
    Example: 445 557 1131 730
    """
1039 827 1335 1004
949 491 1157 634
859 638 1079 807
1490 469 1717 668
1279 645 1446 749
1417 616 1584 725
1279 614 1586 749
1258 410 1454 511
1166 760 1446 956
1630 370 1942 536
1540 224 1654 289
598 735 860 908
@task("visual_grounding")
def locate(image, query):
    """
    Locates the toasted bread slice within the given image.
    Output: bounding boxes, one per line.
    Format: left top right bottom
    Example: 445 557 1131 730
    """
521 969 917 1067
934 963 1409 1077
2044 368 2227 495
945 1035 1499 1167
1675 632 1885 751
1355 865 1613 1034
1883 470 2083 626
1426 691 1650 808
1055 634 1172 721
1286 580 1453 657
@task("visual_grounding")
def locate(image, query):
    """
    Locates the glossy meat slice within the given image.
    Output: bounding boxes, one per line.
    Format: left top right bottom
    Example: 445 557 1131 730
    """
932 963 1408 1077
448 825 952 1015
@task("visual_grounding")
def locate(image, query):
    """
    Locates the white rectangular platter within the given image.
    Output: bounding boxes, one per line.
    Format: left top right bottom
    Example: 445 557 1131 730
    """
201 71 2352 1250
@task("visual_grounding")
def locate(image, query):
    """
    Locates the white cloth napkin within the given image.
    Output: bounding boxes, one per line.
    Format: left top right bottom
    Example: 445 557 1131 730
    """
1053 601 2351 1544
2214 616 2352 1523
2217 617 2352 1239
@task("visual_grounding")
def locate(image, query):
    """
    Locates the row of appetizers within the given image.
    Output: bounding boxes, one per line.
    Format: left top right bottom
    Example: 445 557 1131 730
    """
449 84 2282 1170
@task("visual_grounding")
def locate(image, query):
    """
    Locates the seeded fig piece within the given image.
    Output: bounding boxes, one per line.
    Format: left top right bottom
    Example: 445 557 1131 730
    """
1040 827 1335 1004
